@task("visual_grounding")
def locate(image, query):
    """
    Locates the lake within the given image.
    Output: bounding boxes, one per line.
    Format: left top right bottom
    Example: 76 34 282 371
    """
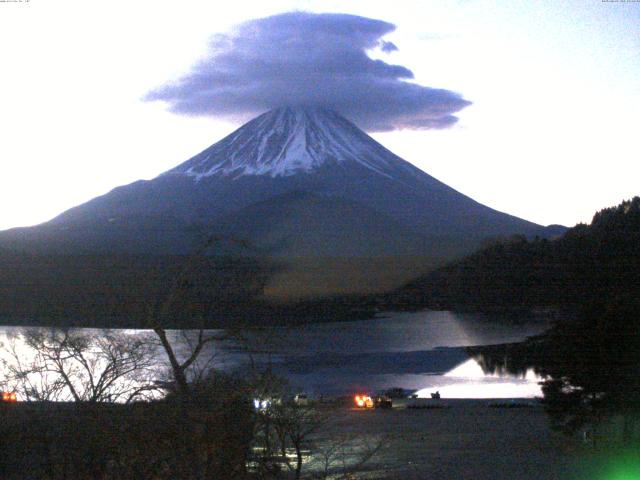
0 310 550 399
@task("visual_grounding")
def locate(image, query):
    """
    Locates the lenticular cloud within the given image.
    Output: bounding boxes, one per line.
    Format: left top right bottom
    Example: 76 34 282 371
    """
144 12 471 132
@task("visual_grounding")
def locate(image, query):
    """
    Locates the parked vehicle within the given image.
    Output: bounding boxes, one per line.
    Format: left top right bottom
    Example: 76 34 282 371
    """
374 395 393 409
383 387 414 399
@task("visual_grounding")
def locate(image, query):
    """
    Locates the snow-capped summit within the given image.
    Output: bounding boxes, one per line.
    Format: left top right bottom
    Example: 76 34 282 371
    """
166 106 416 180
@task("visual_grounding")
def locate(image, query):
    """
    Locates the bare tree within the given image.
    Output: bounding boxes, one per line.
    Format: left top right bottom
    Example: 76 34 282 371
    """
1 330 67 401
250 390 387 480
307 432 387 480
1 328 159 403
146 235 248 398
151 327 223 397
271 401 328 480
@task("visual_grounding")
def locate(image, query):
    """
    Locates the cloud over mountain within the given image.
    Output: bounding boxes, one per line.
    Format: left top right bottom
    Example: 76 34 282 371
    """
144 12 471 131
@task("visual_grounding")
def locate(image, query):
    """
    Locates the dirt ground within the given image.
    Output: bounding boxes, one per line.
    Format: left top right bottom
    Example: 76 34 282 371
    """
312 400 583 479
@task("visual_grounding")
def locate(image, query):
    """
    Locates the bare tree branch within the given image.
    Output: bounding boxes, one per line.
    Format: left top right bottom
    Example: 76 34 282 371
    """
1 328 161 403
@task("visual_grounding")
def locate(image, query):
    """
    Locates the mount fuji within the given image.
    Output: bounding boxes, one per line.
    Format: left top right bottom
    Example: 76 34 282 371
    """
0 106 561 303
0 107 556 256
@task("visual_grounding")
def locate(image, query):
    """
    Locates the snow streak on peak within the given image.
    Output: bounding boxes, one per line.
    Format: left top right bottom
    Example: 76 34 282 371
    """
166 106 418 180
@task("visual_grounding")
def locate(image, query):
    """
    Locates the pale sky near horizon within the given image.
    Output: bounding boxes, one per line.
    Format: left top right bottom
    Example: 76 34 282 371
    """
0 0 638 231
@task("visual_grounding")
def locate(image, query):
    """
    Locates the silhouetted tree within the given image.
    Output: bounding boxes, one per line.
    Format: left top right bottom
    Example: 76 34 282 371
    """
146 235 252 397
536 296 640 441
1 328 159 402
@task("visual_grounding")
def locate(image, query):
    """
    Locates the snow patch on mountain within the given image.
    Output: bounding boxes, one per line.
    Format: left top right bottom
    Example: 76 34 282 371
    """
165 107 419 180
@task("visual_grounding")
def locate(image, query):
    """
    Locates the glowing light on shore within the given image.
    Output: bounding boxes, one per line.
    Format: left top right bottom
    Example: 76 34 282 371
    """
415 382 541 399
445 359 541 381
416 358 543 399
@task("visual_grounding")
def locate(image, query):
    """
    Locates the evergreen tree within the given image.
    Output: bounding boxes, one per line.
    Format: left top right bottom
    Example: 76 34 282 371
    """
536 295 640 440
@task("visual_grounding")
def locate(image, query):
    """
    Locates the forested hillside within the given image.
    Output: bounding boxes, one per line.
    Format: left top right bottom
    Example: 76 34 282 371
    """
392 197 640 313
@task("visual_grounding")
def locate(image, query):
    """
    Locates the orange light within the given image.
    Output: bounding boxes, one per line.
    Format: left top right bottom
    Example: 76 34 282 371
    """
354 394 373 408
2 392 17 402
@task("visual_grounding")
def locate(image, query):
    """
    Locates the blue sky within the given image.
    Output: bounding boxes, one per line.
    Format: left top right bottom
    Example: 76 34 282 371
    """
0 0 638 230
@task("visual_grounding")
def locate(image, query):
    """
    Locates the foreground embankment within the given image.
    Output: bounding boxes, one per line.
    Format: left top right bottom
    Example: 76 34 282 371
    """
1 399 628 480
0 398 253 479
313 399 609 480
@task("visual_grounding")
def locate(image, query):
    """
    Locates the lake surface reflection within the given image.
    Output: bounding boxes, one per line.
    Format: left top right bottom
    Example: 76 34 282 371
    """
0 310 550 399
240 310 549 398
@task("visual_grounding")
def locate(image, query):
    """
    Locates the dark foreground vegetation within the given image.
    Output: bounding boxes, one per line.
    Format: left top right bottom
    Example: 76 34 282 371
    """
0 326 385 480
0 368 386 480
0 381 253 479
0 392 581 480
0 322 257 479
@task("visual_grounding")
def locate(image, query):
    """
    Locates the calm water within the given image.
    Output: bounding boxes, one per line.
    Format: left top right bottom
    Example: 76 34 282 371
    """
230 310 550 398
0 310 550 399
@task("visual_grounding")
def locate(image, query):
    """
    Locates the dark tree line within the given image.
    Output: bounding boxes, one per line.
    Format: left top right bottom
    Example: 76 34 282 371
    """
469 295 640 444
0 253 277 328
393 196 640 314
536 295 640 441
447 197 640 443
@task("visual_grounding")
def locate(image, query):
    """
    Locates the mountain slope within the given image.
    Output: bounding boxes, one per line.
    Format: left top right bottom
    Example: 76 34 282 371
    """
2 107 551 255
211 190 442 258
